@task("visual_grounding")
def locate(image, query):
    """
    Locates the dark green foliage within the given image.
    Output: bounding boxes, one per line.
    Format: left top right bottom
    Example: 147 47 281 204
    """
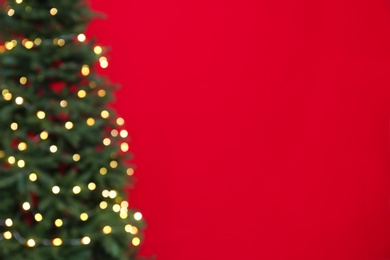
0 0 144 259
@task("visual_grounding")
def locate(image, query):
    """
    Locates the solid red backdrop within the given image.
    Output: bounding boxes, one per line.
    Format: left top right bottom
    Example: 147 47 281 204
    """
88 0 390 259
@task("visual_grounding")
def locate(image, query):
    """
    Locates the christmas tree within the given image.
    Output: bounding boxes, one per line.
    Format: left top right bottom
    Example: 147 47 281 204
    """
0 0 144 259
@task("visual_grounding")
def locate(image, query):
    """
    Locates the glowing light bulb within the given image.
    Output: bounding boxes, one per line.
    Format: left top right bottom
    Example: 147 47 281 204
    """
78 90 86 98
73 154 81 161
24 41 34 49
34 213 43 222
102 190 109 198
7 9 15 16
81 236 91 245
40 131 48 140
134 212 142 221
110 161 118 168
132 237 141 246
20 77 27 85
77 34 86 42
5 219 13 227
50 8 58 15
103 138 111 146
52 186 60 194
127 168 134 176
15 0 23 4
121 143 129 152
65 121 73 130
103 226 112 234
100 201 108 209
22 202 30 211
80 213 88 221
81 65 90 76
101 110 109 118
36 111 45 119
94 46 102 54
3 231 12 239
17 160 25 168
60 100 67 107
112 204 120 212
10 122 18 130
29 173 38 182
26 239 36 247
109 190 117 199
111 129 118 137
98 89 106 97
120 130 128 138
100 167 107 175
15 96 24 105
73 186 81 194
52 238 62 246
18 142 27 151
88 182 96 190
86 118 95 126
34 38 42 45
8 156 15 164
55 219 63 227
116 118 125 126
50 145 57 153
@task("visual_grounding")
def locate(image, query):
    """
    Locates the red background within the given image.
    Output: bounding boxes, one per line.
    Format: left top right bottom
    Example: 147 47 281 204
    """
88 0 390 259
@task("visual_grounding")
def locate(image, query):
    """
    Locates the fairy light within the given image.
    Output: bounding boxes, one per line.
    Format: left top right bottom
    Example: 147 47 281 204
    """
5 41 14 50
17 159 25 168
22 202 31 211
77 90 86 98
121 143 129 152
50 145 57 153
102 226 112 234
110 161 118 168
127 168 134 176
99 57 108 68
103 138 111 146
65 121 73 129
97 89 106 97
111 129 118 137
77 34 86 42
102 190 109 198
52 186 60 194
88 182 96 190
36 111 46 119
73 154 80 161
5 218 13 227
109 190 117 199
112 204 120 212
132 237 141 246
40 131 48 140
8 156 15 164
86 118 95 126
134 212 142 221
94 46 102 55
99 167 107 175
34 38 42 45
54 219 63 227
80 213 88 221
34 213 43 222
120 130 128 138
73 186 81 194
116 118 125 126
81 236 91 245
7 9 15 16
120 212 128 219
121 201 129 208
60 100 67 107
3 231 12 240
99 201 108 209
24 41 34 49
26 239 36 247
15 96 24 105
10 122 18 130
16 0 23 4
29 173 38 182
18 142 27 151
50 8 58 15
81 65 90 76
101 110 109 118
20 77 27 85
52 238 62 246
57 39 65 47
3 92 12 100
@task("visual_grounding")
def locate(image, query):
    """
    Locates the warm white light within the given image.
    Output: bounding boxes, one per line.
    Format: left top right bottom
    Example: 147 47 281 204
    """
5 218 13 227
17 160 25 168
73 186 81 194
102 226 112 234
29 173 38 182
26 239 36 247
94 46 102 54
132 237 141 246
120 130 128 138
22 202 31 211
78 90 86 98
88 182 96 190
52 238 62 246
3 231 12 240
109 190 117 199
10 122 18 130
55 219 63 227
77 34 86 42
40 131 48 140
37 111 45 119
100 201 108 209
81 236 91 245
15 96 24 105
65 121 73 129
50 8 58 15
7 9 15 16
50 145 57 153
52 186 60 194
101 110 109 118
73 154 80 161
80 213 88 221
121 143 129 152
34 213 43 222
60 100 67 107
134 212 142 221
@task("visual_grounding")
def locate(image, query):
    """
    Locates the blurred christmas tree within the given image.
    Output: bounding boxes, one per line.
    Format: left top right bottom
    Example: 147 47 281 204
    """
0 0 144 259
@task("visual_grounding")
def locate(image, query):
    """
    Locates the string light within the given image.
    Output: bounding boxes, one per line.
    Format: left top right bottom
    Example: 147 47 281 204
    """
5 218 13 227
110 161 118 168
73 186 81 194
97 89 106 97
112 204 120 212
102 226 112 234
80 213 88 221
81 65 90 76
99 167 107 175
86 118 95 126
7 9 15 16
132 237 141 246
117 118 125 126
65 121 73 129
52 186 60 194
8 156 15 164
17 160 25 168
15 96 24 105
94 46 102 55
29 173 38 182
54 219 63 227
20 77 27 84
109 190 117 199
26 239 36 247
3 92 12 100
73 154 80 161
24 41 34 49
18 142 27 151
120 130 128 138
36 111 46 119
99 57 108 68
34 213 43 222
88 182 96 190
77 34 86 42
57 39 65 47
10 122 18 130
81 236 91 245
22 202 31 211
60 100 67 107
127 168 134 176
16 0 23 4
49 145 58 153
121 143 129 152
50 8 58 15
101 110 109 118
121 201 129 208
5 41 14 50
103 138 111 146
100 201 108 209
134 212 143 221
111 129 118 137
3 231 12 240
34 38 42 45
102 190 109 198
52 238 62 246
77 90 86 98
40 131 48 140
